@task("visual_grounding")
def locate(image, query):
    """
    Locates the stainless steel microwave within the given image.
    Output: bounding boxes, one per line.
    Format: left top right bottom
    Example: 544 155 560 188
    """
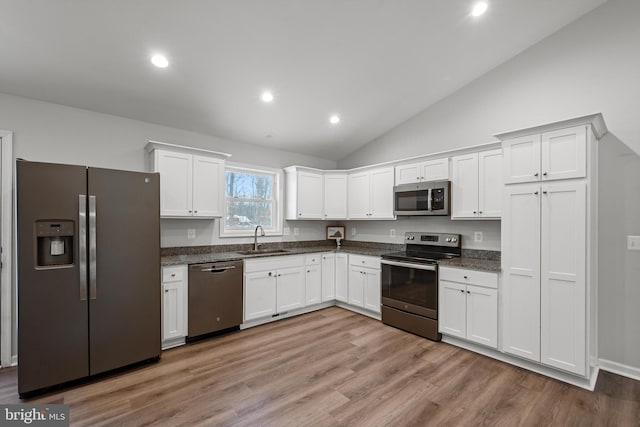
393 180 450 216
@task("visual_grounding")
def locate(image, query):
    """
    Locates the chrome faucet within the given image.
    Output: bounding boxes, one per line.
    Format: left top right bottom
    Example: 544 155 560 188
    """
254 225 265 251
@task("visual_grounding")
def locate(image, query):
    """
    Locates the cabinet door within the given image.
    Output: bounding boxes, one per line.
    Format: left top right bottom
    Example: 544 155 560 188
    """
540 182 586 375
541 126 587 182
466 285 498 348
335 253 349 302
162 281 186 340
369 167 395 219
347 172 370 219
451 153 479 218
438 280 466 339
423 158 450 181
348 266 364 307
321 254 336 301
478 149 503 218
297 171 324 219
363 268 381 313
324 174 348 219
502 185 541 361
276 266 305 313
305 265 322 306
192 155 224 217
503 134 541 184
157 150 192 216
244 271 277 321
395 163 422 185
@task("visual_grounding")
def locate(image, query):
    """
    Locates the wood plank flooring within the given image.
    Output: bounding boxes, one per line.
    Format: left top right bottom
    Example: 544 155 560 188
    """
0 307 638 426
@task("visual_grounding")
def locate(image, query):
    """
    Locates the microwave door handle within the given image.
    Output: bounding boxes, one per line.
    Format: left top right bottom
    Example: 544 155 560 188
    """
427 188 432 211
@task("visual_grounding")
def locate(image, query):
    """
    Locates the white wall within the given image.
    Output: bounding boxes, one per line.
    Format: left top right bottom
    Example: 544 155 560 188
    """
0 92 338 248
338 0 640 373
338 0 640 169
598 134 640 370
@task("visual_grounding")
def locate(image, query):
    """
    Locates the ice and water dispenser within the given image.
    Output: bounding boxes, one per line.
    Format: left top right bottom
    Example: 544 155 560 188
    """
36 220 74 267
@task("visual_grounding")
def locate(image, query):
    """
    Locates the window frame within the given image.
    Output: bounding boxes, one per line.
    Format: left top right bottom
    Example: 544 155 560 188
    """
220 162 283 237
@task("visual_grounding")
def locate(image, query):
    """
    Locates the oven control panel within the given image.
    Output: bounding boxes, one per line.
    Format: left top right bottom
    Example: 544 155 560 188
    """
404 232 460 247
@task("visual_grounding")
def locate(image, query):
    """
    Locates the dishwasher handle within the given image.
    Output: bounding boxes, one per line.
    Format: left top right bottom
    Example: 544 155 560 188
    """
200 266 236 273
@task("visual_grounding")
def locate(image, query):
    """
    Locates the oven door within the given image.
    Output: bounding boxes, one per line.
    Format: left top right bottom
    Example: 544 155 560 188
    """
381 259 438 319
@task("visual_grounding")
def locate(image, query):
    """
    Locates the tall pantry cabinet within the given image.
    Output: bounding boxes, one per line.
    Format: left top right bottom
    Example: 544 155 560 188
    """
497 114 606 378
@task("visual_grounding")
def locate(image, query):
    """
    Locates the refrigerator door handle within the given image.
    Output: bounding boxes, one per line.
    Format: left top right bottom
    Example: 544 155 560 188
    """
89 195 97 300
79 195 88 301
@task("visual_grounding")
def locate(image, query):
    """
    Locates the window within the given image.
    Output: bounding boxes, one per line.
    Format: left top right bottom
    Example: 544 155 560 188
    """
221 165 282 236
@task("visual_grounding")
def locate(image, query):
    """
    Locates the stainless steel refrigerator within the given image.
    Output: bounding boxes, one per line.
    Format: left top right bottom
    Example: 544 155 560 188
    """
17 160 161 396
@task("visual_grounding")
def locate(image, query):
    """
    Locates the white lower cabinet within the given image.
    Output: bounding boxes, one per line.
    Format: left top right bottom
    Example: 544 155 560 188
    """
321 253 336 301
244 256 305 322
335 253 349 303
347 254 381 313
305 254 322 306
161 265 188 346
439 267 498 349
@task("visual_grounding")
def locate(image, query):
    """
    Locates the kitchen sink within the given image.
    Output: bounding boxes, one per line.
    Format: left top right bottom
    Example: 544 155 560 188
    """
237 249 290 255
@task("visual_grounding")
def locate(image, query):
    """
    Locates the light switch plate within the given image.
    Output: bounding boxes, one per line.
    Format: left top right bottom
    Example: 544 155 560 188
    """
293 227 299 236
390 229 396 237
628 235 640 250
187 229 196 239
351 227 357 236
474 231 483 242
283 227 290 236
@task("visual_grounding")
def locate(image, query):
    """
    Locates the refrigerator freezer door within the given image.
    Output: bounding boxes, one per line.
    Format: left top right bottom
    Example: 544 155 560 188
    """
17 161 89 395
87 168 161 375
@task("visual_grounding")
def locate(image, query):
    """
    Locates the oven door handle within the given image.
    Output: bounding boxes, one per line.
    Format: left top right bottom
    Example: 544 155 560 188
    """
381 259 437 271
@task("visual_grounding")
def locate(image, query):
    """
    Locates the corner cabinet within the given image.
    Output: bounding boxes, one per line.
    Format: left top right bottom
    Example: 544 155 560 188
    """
284 167 348 220
451 148 502 219
497 114 606 378
347 167 394 219
146 141 230 218
161 265 188 349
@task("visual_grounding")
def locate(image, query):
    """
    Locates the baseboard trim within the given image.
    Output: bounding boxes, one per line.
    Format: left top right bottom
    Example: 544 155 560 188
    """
598 358 640 382
241 301 335 329
335 302 381 320
442 335 598 391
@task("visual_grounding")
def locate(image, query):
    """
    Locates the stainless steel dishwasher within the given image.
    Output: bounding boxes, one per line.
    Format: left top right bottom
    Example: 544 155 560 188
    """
188 260 243 338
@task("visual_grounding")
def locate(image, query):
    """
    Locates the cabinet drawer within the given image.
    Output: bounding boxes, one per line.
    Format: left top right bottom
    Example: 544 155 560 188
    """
439 266 498 289
305 254 322 265
349 254 380 270
163 265 186 283
244 255 304 273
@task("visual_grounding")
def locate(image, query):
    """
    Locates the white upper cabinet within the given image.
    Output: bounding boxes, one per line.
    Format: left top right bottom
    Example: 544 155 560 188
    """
451 149 502 219
348 167 394 219
395 158 449 185
503 125 587 185
146 141 230 218
323 174 348 219
285 169 324 220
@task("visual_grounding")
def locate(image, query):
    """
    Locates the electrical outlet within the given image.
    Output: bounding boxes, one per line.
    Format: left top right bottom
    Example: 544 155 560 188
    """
390 229 396 237
187 229 196 239
474 231 483 242
283 227 290 236
293 227 299 236
628 235 640 250
351 227 357 236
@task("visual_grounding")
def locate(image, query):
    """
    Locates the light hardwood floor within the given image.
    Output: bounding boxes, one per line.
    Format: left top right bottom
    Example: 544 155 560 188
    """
0 307 638 426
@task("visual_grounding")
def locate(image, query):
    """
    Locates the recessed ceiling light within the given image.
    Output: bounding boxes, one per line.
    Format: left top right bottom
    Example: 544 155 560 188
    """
150 54 169 68
329 115 341 125
471 1 488 17
261 91 274 103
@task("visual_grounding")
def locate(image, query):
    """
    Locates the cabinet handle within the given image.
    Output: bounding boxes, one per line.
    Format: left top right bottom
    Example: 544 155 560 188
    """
194 210 198 214
543 191 548 195
268 272 272 276
420 176 424 180
188 210 193 213
416 177 420 180
543 172 548 176
534 191 539 195
171 273 176 277
478 211 483 214
467 290 471 294
464 275 468 279
534 173 539 177
298 212 302 216
473 211 477 214
164 289 169 293
460 289 464 293
307 270 310 273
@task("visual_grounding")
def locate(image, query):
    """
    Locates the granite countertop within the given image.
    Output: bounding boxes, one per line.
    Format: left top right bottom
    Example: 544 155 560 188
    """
161 241 501 272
